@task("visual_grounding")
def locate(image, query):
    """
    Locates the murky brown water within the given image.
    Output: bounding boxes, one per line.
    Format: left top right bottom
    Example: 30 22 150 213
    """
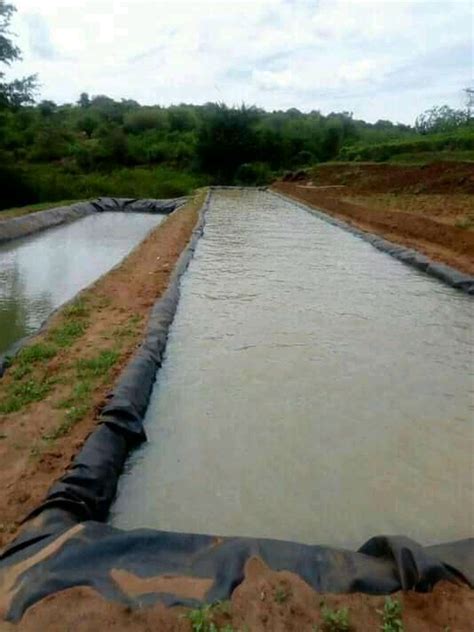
0 212 163 355
111 190 473 548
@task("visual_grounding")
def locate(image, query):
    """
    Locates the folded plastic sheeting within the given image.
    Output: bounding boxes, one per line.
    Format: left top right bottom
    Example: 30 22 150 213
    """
1 520 472 623
0 197 187 244
0 189 472 623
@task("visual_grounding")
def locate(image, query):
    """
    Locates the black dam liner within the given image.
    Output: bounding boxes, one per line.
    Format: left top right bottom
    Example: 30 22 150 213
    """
0 188 472 622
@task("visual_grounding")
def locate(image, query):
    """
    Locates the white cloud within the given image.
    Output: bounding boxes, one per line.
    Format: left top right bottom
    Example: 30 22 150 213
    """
5 0 473 122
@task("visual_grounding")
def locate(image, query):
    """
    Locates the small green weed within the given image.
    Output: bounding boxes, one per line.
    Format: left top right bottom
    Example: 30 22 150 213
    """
186 605 217 632
48 320 87 348
274 587 290 604
0 378 52 413
76 350 119 378
377 597 404 632
185 602 234 632
321 605 350 632
63 298 90 319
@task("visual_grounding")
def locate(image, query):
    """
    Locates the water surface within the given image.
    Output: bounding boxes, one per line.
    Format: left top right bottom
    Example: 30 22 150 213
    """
111 190 473 548
0 212 163 354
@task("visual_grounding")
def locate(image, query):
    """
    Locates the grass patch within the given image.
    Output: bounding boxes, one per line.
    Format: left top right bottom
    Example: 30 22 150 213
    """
0 378 52 414
112 314 144 339
76 350 119 379
377 597 404 632
48 320 87 348
63 298 90 319
42 350 119 442
16 343 57 365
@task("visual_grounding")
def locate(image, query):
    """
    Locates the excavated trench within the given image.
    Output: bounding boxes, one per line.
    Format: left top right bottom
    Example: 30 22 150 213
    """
0 212 163 355
110 189 473 549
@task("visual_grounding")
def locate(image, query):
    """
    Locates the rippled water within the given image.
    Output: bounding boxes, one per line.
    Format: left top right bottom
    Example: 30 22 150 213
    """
0 212 163 355
111 190 473 548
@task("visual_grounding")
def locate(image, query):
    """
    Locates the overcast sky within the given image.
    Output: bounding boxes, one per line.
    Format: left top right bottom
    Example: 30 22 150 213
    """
6 0 473 124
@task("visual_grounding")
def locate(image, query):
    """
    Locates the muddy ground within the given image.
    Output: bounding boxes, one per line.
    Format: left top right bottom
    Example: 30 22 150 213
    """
3 557 473 631
0 193 202 548
274 161 474 275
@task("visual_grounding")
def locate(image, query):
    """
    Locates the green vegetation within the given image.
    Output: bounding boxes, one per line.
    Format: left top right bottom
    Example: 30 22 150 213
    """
321 605 350 631
76 349 119 379
45 348 119 442
377 597 404 632
274 586 290 604
185 602 234 632
339 129 474 163
0 377 53 413
2 95 472 212
48 320 87 348
63 298 91 319
16 343 57 365
0 295 91 415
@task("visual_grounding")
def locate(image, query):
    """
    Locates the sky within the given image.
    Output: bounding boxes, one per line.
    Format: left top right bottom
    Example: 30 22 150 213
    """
5 0 474 124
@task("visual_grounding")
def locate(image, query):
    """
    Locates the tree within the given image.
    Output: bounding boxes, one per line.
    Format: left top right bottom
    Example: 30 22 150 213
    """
78 92 90 108
38 99 57 117
0 1 37 108
463 87 474 121
415 105 467 134
196 104 260 180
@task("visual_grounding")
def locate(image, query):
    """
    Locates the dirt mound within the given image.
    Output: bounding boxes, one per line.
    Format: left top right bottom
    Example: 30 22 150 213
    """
309 161 474 194
8 558 473 631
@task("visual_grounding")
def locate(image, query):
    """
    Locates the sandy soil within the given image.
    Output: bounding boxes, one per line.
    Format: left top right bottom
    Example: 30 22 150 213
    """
0 195 202 548
4 556 473 631
274 162 474 275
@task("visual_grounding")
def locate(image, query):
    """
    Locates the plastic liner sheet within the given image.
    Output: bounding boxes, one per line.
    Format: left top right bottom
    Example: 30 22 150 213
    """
270 190 474 295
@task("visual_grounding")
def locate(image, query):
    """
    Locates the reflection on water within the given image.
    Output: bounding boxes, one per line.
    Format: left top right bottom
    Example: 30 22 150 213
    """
0 212 163 354
111 190 473 548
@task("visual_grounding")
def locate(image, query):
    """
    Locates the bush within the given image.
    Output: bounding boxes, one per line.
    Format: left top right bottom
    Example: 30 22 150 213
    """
0 158 38 209
339 129 474 162
24 164 206 202
235 162 273 185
